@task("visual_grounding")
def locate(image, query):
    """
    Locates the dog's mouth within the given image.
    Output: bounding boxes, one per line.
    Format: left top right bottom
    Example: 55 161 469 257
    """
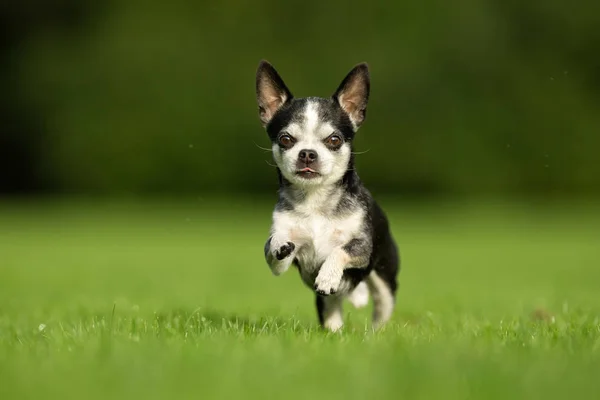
295 167 320 179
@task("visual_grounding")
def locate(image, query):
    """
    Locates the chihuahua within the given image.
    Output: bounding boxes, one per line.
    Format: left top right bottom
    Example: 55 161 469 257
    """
256 60 400 331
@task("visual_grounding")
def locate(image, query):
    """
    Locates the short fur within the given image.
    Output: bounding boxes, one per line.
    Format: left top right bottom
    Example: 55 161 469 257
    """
256 60 400 331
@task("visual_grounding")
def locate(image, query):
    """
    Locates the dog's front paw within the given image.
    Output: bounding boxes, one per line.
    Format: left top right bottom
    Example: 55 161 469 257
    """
274 242 295 260
314 267 343 296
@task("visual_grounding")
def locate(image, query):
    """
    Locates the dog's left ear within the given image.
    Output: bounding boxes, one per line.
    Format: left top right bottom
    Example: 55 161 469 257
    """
333 63 370 127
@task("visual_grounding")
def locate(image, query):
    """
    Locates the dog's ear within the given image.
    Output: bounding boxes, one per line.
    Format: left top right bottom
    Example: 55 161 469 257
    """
333 63 370 127
256 60 293 127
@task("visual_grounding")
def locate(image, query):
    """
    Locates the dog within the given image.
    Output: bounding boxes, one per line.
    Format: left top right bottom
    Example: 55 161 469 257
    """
255 60 400 331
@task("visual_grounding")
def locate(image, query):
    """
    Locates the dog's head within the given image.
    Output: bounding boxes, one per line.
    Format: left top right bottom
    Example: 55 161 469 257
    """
256 61 370 187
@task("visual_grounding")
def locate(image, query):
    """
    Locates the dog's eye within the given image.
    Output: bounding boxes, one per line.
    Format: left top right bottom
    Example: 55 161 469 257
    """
325 134 343 147
278 134 294 148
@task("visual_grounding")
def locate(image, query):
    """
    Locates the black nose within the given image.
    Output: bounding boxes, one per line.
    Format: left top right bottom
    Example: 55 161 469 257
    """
298 149 318 164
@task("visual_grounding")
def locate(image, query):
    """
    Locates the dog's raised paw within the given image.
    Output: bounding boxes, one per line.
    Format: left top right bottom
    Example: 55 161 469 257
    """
314 286 333 296
275 242 295 260
314 267 342 296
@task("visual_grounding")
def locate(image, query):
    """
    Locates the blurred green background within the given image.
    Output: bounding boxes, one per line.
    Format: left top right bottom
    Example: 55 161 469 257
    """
2 0 599 198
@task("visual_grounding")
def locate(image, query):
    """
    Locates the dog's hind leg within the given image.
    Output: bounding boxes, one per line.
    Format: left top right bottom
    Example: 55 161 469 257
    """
366 270 395 329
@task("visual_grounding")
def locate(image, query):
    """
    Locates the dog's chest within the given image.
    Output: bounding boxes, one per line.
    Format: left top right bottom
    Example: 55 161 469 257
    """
275 210 364 271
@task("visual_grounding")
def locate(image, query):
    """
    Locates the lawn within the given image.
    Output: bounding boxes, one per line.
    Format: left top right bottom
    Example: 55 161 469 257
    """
1 197 599 399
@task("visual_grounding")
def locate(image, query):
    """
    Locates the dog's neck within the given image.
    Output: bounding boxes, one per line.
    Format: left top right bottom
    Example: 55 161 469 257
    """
280 183 341 215
276 166 361 215
285 181 336 201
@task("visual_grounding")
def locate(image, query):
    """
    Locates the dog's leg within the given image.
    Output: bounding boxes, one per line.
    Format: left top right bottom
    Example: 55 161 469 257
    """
264 236 296 275
316 295 344 332
366 270 395 329
314 238 371 296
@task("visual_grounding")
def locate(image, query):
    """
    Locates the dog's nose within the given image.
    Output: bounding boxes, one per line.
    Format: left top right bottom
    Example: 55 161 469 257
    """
298 149 318 164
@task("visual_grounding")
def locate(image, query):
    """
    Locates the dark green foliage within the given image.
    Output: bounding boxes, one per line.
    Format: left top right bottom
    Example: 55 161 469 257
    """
2 0 599 196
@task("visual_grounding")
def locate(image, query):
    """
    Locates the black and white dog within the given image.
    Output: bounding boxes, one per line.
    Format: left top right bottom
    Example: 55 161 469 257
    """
256 60 400 331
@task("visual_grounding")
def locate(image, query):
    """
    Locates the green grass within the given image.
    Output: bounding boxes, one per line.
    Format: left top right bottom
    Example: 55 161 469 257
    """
1 197 600 399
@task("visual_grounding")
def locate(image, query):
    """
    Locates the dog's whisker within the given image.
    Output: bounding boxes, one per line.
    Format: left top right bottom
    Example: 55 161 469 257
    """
253 141 273 152
351 149 371 155
264 160 278 168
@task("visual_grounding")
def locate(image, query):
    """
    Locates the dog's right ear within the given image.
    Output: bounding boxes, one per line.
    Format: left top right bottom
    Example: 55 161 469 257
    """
256 60 293 127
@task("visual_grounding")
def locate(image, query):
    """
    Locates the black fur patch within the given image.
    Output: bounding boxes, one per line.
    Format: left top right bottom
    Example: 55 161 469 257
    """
316 296 325 326
275 242 295 260
266 98 309 142
264 237 272 259
266 97 356 144
343 238 369 257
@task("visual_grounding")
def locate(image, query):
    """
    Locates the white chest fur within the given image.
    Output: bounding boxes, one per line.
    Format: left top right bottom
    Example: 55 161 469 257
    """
271 207 365 273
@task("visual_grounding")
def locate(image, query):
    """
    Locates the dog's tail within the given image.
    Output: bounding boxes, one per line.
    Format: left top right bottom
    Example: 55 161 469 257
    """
346 281 370 309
